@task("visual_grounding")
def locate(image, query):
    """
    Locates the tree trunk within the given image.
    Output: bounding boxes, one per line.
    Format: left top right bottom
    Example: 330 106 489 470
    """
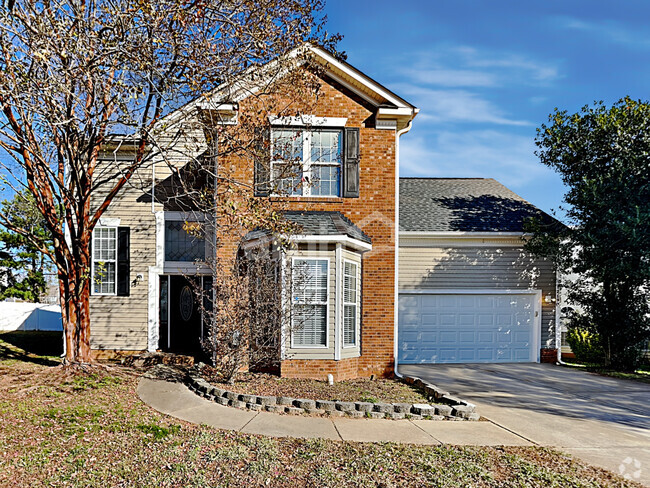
58 240 93 365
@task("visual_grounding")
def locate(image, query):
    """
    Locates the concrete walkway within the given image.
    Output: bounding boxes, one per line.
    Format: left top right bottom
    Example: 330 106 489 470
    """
400 363 650 486
138 366 650 486
137 377 531 447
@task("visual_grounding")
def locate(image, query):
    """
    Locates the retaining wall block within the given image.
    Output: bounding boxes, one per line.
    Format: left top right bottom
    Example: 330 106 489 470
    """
411 404 435 416
294 399 317 410
440 394 464 406
239 394 257 404
392 403 412 414
229 400 246 409
256 396 277 406
225 391 239 401
285 406 304 415
367 412 385 419
355 402 374 413
277 396 295 406
315 400 336 411
373 403 394 414
336 401 356 412
434 404 453 416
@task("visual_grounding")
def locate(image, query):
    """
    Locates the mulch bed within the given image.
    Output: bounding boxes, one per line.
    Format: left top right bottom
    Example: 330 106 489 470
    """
201 367 430 404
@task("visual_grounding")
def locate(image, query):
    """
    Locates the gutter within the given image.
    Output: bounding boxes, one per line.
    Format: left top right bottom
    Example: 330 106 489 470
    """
393 117 415 379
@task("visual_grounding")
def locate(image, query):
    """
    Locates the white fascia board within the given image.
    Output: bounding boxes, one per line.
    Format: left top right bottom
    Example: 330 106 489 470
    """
377 107 415 118
269 115 347 127
196 102 238 112
291 234 372 252
308 46 413 110
399 231 526 238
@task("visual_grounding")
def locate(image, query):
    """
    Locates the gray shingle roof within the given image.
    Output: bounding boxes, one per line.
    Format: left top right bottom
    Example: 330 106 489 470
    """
244 211 371 244
399 178 559 233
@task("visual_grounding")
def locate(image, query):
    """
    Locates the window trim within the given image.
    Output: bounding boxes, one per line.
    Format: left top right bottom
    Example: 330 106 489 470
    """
342 259 359 348
92 226 118 296
290 256 330 349
270 128 343 198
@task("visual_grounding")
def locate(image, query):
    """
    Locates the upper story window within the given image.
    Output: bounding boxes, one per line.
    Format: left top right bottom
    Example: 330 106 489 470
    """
271 129 342 197
164 220 205 262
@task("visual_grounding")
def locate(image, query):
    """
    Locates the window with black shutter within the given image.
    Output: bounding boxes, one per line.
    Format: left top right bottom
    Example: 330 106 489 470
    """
116 227 130 296
343 127 360 198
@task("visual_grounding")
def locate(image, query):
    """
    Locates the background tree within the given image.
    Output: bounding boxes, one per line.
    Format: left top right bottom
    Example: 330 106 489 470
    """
527 97 650 370
0 0 335 365
0 190 53 301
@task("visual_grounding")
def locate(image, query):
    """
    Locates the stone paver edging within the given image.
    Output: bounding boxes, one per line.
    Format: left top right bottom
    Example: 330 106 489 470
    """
185 365 479 421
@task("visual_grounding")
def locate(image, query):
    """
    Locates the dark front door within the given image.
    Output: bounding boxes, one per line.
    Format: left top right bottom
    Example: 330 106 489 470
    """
167 275 202 355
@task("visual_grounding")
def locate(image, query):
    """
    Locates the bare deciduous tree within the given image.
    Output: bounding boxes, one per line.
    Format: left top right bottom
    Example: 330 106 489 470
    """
0 0 336 365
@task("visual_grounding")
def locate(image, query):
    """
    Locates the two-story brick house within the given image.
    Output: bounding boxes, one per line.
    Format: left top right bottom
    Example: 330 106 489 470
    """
89 46 419 380
89 45 561 378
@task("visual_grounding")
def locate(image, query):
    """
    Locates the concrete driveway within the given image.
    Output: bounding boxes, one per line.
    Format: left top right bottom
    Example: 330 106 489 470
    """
399 363 650 485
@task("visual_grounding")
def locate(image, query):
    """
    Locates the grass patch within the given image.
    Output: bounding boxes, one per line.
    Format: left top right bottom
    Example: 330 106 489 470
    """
563 362 650 384
0 334 644 487
136 423 180 441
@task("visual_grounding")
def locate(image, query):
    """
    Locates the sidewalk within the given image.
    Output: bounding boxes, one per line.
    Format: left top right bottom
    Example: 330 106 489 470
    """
137 377 532 446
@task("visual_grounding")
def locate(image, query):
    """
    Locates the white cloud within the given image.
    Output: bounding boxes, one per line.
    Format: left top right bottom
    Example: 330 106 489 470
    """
556 17 650 50
405 69 498 87
396 85 532 126
400 130 551 187
403 45 560 86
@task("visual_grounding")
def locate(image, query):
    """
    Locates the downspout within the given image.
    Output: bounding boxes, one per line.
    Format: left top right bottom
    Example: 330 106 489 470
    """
393 117 415 378
556 272 566 365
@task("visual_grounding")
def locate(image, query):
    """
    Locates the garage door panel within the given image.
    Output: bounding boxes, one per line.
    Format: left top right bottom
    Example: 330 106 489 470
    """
420 314 438 326
458 331 475 343
439 331 457 343
477 331 494 344
398 292 538 364
457 349 477 361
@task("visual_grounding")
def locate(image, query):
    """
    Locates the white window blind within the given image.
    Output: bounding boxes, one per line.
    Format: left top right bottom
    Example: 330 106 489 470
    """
343 261 358 347
292 259 328 347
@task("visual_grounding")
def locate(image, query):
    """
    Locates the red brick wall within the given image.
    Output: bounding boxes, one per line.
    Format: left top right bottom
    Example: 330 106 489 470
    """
218 72 397 380
540 348 558 363
281 357 361 381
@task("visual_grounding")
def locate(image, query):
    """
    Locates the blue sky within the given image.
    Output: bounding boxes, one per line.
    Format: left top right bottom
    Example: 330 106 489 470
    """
325 0 650 219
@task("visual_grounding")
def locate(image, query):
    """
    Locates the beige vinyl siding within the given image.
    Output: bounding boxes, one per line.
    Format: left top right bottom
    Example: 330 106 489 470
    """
399 237 557 348
89 122 206 351
89 173 156 350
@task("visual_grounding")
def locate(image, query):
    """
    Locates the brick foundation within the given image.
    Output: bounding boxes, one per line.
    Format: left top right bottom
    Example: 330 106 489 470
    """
281 357 365 381
540 348 558 363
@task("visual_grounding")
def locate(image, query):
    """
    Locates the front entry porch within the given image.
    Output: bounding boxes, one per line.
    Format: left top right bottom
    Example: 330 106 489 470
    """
158 275 212 356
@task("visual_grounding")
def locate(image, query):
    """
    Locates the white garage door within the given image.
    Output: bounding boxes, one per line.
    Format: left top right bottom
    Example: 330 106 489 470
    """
398 292 540 364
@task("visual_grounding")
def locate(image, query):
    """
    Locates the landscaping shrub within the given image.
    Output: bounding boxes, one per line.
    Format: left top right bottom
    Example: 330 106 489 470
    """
566 328 605 365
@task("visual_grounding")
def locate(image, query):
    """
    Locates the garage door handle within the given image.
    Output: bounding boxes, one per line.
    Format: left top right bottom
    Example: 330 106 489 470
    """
535 311 539 317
